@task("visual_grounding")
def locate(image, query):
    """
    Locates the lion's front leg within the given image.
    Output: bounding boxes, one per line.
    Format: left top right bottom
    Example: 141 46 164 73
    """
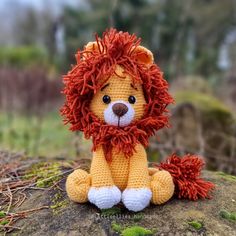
122 144 152 212
88 147 121 209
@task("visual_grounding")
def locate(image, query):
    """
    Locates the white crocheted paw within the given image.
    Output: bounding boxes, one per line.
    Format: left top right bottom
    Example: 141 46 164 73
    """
122 188 152 212
88 186 121 209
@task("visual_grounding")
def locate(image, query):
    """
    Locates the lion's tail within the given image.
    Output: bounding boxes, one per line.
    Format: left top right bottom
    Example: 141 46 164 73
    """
151 153 215 200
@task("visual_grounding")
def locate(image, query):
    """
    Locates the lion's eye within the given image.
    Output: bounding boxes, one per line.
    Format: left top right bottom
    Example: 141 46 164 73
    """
102 95 111 104
128 95 136 104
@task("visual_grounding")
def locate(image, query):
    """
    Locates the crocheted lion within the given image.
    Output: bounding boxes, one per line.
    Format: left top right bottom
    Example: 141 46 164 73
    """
61 29 214 212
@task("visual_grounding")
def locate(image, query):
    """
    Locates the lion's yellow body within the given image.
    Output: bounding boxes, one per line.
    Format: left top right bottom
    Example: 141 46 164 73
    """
90 144 150 190
108 147 130 190
66 143 174 206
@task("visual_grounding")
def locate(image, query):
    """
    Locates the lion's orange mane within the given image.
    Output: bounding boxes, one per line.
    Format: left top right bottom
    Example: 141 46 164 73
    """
61 28 174 161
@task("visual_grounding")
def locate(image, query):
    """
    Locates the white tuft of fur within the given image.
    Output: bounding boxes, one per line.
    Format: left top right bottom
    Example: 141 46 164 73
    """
122 188 152 212
88 186 121 209
104 100 135 127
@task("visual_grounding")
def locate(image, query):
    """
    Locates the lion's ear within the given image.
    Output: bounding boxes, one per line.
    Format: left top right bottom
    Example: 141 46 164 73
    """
84 41 99 52
81 41 100 60
133 46 154 66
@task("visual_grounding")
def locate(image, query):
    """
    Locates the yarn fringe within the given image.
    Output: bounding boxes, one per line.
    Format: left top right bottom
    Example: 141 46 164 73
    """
155 154 215 200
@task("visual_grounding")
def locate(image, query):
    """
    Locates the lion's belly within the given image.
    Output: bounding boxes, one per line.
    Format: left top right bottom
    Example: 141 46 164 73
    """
109 151 129 191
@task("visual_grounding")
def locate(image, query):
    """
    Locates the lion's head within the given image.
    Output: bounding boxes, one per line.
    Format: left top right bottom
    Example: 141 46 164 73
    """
61 28 173 160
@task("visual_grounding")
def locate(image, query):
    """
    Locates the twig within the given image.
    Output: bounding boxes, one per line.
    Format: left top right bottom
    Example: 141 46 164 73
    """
0 224 22 230
49 179 65 191
15 192 27 208
10 205 49 216
6 186 13 214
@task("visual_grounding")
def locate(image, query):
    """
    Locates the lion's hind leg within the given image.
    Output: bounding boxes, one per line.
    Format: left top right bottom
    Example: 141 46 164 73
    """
66 169 91 203
150 169 174 205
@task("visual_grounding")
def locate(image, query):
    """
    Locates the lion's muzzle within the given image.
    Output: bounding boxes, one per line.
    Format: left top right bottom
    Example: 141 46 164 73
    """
104 100 135 127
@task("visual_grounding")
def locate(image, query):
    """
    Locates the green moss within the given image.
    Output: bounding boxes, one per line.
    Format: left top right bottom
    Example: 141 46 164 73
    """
0 211 6 218
111 221 153 236
230 212 236 221
0 219 9 225
121 226 153 236
219 210 236 222
188 220 203 230
50 192 69 214
101 207 121 216
216 172 236 182
133 213 144 222
24 162 62 188
50 200 68 210
111 222 123 233
219 210 231 219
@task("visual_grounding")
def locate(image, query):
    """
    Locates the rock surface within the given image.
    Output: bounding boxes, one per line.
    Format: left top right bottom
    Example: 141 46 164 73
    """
11 170 236 236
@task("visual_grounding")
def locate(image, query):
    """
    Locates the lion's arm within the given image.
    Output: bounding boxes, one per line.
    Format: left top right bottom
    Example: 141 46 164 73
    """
90 146 114 187
126 144 150 188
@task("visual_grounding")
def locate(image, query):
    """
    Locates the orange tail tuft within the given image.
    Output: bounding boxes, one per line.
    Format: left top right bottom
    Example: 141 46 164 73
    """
154 154 215 200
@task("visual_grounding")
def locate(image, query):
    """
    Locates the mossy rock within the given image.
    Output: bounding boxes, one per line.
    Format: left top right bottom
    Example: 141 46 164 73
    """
8 170 236 236
148 91 236 172
171 76 213 95
174 91 235 130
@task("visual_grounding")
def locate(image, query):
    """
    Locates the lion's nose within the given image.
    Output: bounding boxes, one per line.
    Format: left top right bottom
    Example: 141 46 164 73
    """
112 103 128 117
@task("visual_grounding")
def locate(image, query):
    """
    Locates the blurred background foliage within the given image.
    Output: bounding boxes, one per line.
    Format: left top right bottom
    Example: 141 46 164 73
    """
0 0 235 174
